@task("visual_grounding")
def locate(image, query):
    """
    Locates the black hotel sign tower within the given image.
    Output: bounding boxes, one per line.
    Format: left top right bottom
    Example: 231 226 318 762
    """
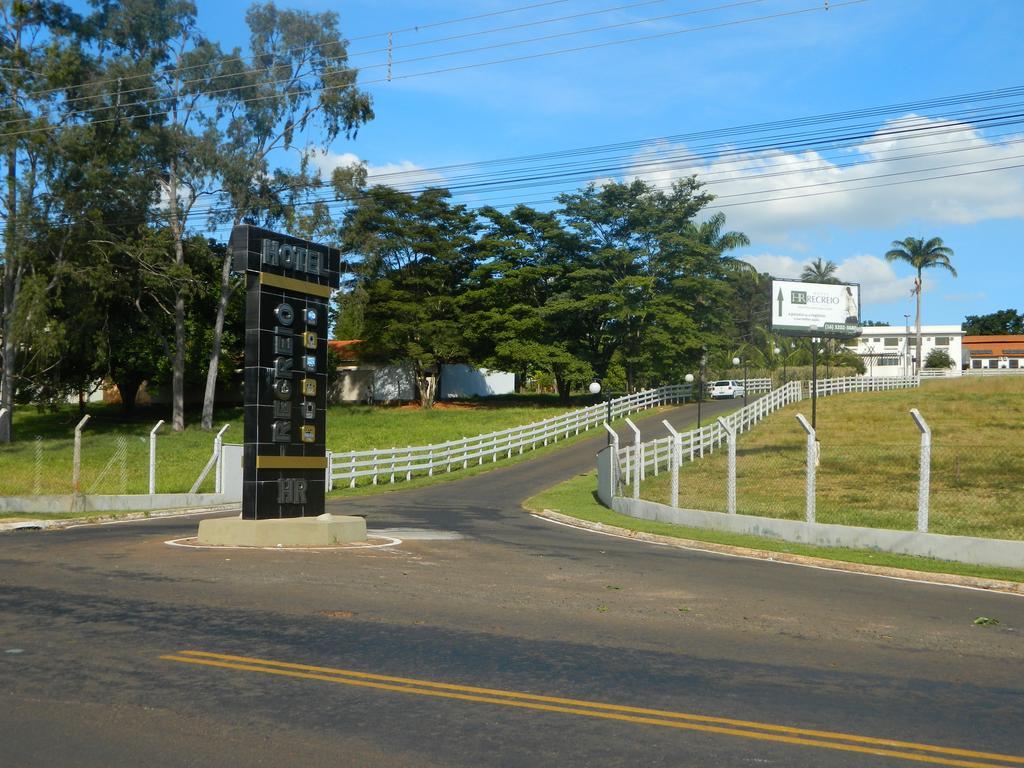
230 225 341 519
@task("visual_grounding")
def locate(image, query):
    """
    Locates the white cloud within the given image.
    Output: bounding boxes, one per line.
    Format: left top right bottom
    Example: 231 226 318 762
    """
307 149 446 188
624 115 1024 242
835 254 917 305
741 253 805 278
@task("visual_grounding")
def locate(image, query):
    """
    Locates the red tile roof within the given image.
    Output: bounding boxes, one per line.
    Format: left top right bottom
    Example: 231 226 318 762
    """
962 335 1024 357
328 339 363 362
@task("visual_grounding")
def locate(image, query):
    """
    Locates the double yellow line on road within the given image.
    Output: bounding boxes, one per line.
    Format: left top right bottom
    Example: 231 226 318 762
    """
162 650 1023 767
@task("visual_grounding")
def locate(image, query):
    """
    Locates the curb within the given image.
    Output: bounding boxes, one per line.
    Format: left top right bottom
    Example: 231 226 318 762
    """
532 508 1024 597
0 504 240 533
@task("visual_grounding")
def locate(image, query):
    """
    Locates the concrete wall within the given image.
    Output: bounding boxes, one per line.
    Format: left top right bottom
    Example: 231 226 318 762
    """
611 496 1024 570
330 363 417 402
0 492 236 514
440 364 516 398
374 364 416 401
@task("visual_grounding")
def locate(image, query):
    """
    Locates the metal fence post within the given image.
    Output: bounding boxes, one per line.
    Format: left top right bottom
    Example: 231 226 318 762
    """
190 424 230 494
624 417 641 499
909 408 931 532
72 414 91 496
663 420 681 509
603 423 620 495
33 436 43 495
795 413 816 523
717 417 737 514
149 419 164 495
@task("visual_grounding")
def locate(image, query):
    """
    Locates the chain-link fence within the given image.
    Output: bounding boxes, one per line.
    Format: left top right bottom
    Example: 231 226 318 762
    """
638 419 1024 541
0 423 225 497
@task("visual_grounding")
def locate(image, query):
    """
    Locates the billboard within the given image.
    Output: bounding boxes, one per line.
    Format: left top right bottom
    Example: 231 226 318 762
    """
771 279 861 338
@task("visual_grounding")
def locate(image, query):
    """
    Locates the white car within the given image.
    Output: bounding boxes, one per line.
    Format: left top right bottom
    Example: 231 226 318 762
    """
710 379 745 399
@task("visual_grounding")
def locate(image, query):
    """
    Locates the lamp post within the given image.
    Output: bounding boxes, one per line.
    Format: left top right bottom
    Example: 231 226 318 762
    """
732 355 748 407
685 373 702 428
590 380 612 445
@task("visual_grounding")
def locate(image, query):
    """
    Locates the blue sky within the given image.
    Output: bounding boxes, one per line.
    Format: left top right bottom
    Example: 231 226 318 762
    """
187 2 1023 324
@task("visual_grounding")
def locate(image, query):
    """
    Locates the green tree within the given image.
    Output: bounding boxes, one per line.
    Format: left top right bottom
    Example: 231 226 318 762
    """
200 1 373 430
884 236 956 374
963 308 1023 335
463 204 585 396
0 0 80 441
800 257 839 284
338 186 477 408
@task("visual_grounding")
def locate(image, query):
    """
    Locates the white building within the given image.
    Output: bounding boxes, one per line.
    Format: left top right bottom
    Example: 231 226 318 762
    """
439 364 516 398
845 325 963 377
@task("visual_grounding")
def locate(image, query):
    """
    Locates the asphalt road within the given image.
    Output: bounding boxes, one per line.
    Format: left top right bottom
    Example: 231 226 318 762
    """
1 398 1022 767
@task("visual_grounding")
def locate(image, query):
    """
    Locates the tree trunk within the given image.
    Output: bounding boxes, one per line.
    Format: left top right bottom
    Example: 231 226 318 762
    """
172 289 186 430
200 251 233 429
417 366 436 409
167 159 187 432
915 271 923 377
554 372 570 404
115 375 143 415
1 147 18 444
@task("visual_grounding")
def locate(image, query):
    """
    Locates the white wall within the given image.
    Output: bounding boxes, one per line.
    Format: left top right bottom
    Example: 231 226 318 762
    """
440 364 516 398
373 364 417 401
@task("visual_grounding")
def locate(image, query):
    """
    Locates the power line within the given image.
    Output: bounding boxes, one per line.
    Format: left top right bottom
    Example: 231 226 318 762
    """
8 0 676 117
160 102 1024 223
0 0 861 138
6 0 579 102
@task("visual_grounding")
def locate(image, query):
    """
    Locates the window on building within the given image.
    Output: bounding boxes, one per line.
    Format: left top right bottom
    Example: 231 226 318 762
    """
877 356 900 366
884 338 899 347
1010 360 1020 369
934 337 949 346
972 359 983 369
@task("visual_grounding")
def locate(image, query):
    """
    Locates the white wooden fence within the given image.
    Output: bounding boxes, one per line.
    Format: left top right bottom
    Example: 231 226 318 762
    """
807 374 918 396
617 375 920 492
328 384 694 489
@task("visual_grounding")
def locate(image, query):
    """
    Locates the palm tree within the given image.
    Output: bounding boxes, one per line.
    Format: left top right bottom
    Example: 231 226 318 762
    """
688 211 751 254
800 257 839 283
884 236 956 375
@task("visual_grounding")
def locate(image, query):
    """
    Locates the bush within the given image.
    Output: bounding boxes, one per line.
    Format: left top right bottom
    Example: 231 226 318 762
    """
925 349 955 369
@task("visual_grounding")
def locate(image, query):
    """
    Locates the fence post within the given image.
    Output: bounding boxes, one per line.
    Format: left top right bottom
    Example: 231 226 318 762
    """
909 408 931 532
795 414 816 523
716 417 737 514
33 436 43 495
148 419 164 495
190 424 229 494
117 436 128 494
214 424 230 493
624 417 641 499
325 450 334 492
663 420 681 509
72 414 91 496
603 423 620 495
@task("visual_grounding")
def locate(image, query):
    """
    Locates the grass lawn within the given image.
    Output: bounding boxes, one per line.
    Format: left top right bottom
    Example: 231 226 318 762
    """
640 376 1024 540
525 471 1024 583
0 395 591 498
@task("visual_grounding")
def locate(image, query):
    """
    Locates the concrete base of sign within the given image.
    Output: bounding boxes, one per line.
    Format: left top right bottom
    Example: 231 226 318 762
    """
196 513 367 547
